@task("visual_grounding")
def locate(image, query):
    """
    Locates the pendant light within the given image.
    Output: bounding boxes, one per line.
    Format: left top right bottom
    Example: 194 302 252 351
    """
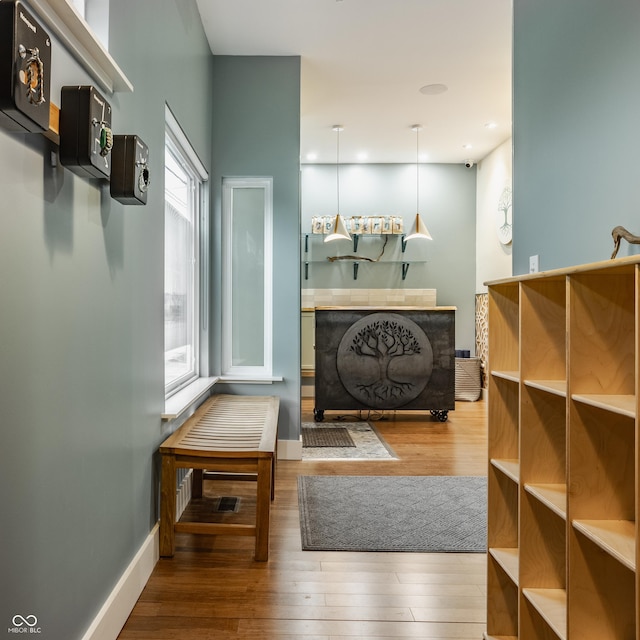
404 124 432 243
324 125 351 243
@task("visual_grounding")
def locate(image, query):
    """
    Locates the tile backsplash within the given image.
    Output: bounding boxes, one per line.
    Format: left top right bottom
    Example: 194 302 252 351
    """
302 288 437 309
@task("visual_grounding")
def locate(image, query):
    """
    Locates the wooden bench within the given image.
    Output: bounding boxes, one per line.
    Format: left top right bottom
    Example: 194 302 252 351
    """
159 394 280 561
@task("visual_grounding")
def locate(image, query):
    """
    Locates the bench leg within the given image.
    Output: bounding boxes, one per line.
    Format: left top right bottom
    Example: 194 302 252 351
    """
192 468 203 498
270 456 276 501
160 454 177 557
255 457 273 561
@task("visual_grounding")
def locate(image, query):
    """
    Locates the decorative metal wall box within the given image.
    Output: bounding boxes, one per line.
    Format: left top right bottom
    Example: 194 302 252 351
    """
0 0 51 133
110 135 150 205
59 85 113 179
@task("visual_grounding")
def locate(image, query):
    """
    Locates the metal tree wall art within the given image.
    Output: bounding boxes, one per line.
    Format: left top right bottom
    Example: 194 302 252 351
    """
496 186 512 245
336 313 433 408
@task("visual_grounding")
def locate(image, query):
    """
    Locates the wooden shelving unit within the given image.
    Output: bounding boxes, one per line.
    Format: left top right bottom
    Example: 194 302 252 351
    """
485 256 640 640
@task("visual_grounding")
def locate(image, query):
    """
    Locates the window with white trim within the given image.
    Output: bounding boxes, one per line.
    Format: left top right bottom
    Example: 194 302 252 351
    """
221 177 273 377
164 108 209 397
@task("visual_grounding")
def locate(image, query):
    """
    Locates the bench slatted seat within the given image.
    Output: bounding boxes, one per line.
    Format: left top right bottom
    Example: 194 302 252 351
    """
159 394 279 561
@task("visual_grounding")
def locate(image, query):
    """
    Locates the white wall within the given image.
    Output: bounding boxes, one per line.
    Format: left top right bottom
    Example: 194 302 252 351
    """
475 138 513 292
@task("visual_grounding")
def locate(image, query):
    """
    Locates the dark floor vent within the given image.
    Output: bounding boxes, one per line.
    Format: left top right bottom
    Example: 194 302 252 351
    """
213 496 240 513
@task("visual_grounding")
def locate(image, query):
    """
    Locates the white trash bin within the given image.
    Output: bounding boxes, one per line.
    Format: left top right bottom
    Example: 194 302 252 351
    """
455 357 482 401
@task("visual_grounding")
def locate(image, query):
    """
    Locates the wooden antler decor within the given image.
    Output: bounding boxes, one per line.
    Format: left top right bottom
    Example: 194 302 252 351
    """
611 225 640 259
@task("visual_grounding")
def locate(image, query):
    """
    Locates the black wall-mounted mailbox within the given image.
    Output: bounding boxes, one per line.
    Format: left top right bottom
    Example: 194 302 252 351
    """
59 85 113 179
110 135 150 205
0 0 51 133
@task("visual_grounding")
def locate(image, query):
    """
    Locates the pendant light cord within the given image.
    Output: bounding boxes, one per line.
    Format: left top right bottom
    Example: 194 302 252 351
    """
416 126 420 213
336 127 340 214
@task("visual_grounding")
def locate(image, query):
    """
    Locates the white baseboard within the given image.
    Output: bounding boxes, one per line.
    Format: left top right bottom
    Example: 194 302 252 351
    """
278 437 302 460
80 523 159 640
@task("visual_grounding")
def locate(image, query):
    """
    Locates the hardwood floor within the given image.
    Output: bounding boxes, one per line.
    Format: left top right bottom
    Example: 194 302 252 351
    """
118 398 488 639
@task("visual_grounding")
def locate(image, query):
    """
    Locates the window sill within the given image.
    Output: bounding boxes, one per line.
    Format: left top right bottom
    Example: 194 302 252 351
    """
218 375 284 384
28 0 133 93
162 377 219 421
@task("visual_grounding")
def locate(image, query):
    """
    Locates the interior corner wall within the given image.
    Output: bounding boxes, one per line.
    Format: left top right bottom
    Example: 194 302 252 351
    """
301 163 477 354
211 55 301 441
475 138 512 292
0 1 213 637
513 0 640 274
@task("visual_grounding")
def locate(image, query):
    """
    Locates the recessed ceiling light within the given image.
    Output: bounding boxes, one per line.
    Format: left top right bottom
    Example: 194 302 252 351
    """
306 152 318 161
484 122 498 129
419 83 448 95
462 144 473 149
356 152 368 162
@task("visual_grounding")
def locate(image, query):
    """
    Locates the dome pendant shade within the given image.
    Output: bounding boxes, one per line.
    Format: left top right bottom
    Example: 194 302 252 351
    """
404 213 432 241
324 213 351 242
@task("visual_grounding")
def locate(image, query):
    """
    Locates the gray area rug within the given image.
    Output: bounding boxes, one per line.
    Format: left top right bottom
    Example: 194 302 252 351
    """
301 422 396 460
302 426 355 448
298 475 487 552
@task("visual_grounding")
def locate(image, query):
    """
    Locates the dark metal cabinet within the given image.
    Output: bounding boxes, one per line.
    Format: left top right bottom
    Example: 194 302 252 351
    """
314 306 455 421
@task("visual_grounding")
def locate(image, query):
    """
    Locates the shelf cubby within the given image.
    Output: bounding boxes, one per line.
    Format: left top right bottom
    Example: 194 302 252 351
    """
569 269 635 398
486 256 640 640
521 385 566 487
487 552 519 639
488 462 519 550
568 528 635 639
568 401 634 523
520 276 566 383
520 490 566 592
488 282 520 372
489 375 519 465
521 588 567 640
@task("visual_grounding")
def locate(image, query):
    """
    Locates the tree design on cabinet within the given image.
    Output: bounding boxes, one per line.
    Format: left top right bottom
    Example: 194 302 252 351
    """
336 313 432 408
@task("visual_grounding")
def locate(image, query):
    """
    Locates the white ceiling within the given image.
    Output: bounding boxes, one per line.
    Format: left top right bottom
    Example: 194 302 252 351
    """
195 0 512 165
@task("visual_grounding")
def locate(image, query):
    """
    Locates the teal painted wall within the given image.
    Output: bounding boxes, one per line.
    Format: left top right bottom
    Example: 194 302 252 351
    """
0 1 213 637
302 163 477 353
513 0 640 274
211 56 301 441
